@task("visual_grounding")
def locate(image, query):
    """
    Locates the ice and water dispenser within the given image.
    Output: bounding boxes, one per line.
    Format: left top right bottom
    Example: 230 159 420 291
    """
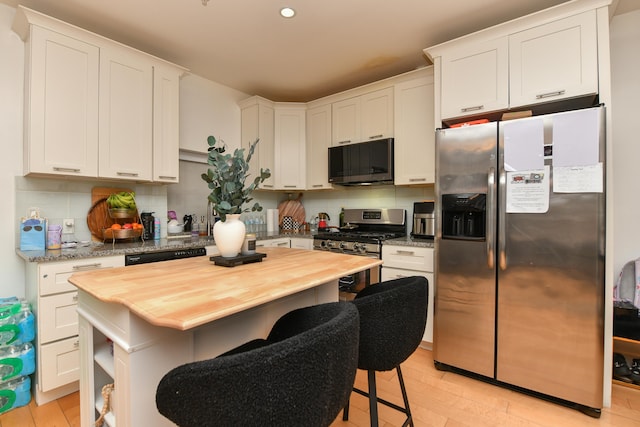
441 193 486 240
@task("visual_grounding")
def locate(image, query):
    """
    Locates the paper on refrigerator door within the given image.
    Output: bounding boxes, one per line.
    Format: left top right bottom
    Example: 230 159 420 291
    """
506 166 550 213
503 118 545 172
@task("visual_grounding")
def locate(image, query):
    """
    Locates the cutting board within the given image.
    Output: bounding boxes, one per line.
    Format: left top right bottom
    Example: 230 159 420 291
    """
87 187 136 241
278 193 306 226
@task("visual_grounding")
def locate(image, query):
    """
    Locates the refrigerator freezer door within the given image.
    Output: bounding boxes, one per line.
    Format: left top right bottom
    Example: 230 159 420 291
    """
434 122 498 377
496 107 605 408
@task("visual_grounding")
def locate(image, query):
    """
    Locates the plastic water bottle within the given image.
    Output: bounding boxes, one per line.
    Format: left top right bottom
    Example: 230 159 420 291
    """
154 218 161 240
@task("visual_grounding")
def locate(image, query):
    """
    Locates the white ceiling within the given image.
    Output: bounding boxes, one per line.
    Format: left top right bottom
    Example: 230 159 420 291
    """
2 0 637 102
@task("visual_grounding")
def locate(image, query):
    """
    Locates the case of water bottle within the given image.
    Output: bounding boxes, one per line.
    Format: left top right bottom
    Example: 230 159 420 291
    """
0 297 35 414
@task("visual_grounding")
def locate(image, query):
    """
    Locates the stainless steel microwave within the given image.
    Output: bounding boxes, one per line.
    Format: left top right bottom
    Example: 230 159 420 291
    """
328 138 394 185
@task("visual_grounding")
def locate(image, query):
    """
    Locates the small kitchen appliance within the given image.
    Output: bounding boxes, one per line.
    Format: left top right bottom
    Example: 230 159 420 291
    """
140 212 155 240
411 201 435 239
317 212 330 231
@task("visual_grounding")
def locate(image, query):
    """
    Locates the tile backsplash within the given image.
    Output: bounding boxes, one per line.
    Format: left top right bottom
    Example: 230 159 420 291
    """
14 176 168 243
14 161 435 245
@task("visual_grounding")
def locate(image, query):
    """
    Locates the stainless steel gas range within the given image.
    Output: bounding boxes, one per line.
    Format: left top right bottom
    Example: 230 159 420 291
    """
313 208 406 298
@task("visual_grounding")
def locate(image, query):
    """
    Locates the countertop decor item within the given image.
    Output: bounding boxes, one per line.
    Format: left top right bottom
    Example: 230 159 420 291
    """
202 136 270 257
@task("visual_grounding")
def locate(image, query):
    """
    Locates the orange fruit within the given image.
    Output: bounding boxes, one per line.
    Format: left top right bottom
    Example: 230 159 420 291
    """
111 223 122 230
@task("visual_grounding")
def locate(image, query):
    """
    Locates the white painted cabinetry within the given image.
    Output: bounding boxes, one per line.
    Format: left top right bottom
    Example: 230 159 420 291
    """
21 25 100 177
305 103 333 190
13 6 185 183
440 38 509 120
25 255 124 405
240 96 275 189
290 238 313 250
332 87 393 145
274 103 306 190
361 87 394 141
508 10 598 107
427 5 602 122
257 238 290 248
393 70 436 185
152 64 181 183
381 245 434 344
98 48 153 181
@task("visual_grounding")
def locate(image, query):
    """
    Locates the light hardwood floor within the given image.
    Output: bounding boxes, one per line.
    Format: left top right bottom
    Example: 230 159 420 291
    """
1 347 639 427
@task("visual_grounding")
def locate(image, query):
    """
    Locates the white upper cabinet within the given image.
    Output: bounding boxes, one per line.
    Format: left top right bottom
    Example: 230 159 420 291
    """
305 104 333 190
425 1 606 123
13 6 186 182
332 87 393 145
331 96 361 145
393 71 436 185
240 96 275 190
440 38 509 120
153 64 181 183
361 87 394 141
274 104 306 190
22 26 99 177
508 10 598 107
98 48 153 181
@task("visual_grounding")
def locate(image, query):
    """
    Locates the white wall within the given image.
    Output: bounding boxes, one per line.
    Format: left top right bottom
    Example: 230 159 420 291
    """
610 9 640 279
0 4 26 297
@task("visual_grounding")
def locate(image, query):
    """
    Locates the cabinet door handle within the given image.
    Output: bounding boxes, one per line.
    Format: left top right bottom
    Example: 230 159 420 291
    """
276 242 289 247
395 250 415 256
72 293 78 302
461 105 484 113
73 340 79 348
72 263 103 270
535 90 565 99
262 184 274 188
311 184 324 188
368 134 383 139
53 167 81 173
283 185 297 188
117 172 139 177
158 175 177 180
409 178 427 182
338 140 352 144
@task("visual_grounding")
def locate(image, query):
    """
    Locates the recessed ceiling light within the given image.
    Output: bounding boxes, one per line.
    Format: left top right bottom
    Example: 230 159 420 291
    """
280 7 296 18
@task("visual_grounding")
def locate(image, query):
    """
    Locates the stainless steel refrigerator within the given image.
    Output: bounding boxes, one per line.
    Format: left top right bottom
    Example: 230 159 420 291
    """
434 106 605 416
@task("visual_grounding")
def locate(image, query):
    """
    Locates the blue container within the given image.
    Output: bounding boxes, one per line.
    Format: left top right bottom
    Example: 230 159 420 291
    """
0 305 34 346
0 343 35 381
0 376 31 414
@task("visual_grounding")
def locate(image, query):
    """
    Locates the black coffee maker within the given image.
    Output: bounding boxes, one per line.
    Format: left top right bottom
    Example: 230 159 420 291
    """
140 212 155 240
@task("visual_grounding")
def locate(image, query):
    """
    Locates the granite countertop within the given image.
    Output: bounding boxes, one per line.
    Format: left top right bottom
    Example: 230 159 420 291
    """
17 232 433 263
16 232 315 263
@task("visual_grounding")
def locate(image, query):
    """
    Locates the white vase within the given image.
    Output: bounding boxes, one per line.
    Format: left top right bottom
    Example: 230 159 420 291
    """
213 214 246 257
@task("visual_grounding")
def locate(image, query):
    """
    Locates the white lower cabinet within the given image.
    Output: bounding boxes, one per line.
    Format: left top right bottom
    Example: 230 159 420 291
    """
381 245 434 344
257 238 290 248
290 238 313 250
25 255 124 405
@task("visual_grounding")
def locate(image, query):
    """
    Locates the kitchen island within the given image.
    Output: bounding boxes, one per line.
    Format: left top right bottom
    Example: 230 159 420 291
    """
68 247 381 427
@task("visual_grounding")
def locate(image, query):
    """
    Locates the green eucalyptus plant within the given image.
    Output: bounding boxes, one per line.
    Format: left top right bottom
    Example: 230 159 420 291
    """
201 136 271 222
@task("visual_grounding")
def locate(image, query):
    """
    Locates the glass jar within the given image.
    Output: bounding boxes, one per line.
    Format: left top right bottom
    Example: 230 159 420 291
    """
242 233 256 255
47 225 62 250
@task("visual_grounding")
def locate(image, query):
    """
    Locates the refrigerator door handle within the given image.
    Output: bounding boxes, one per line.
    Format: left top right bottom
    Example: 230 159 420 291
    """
498 169 507 270
487 167 495 269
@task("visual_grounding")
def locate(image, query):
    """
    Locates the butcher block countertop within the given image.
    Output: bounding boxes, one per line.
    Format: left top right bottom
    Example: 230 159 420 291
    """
68 247 381 331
